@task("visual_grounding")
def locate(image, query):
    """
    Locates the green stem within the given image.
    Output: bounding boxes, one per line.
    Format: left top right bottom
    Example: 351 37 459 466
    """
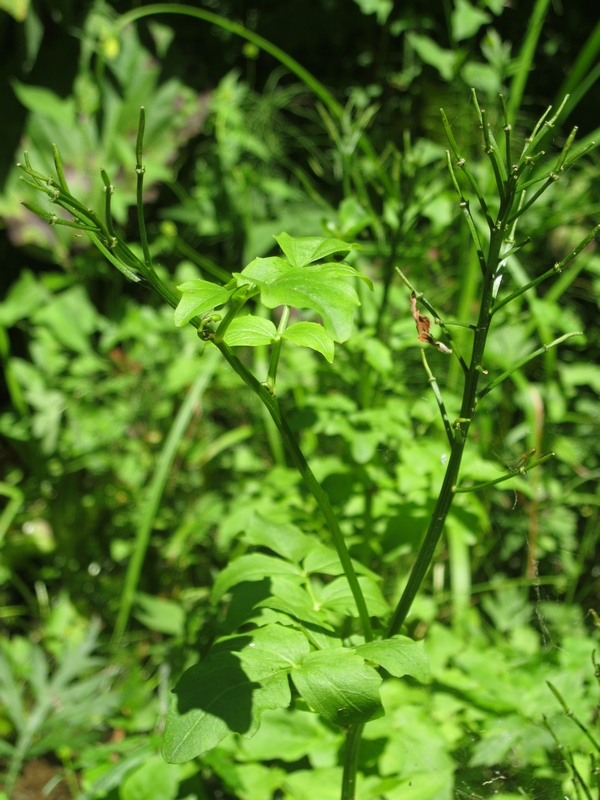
135 107 153 270
111 353 219 645
491 222 600 315
477 332 582 401
453 451 554 492
420 350 453 449
266 305 290 393
215 340 374 643
387 225 505 637
341 723 364 800
115 5 343 120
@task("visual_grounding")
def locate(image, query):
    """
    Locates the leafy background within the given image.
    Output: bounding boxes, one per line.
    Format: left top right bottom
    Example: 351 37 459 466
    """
0 0 599 798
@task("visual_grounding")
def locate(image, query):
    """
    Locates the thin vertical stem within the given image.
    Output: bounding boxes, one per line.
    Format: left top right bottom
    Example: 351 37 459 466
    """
341 723 364 800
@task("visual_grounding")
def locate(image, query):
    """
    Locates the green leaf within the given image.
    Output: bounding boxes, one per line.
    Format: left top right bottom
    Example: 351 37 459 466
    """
212 553 304 603
0 270 50 328
355 636 430 683
224 315 276 347
0 0 30 21
11 79 75 125
274 232 360 267
163 624 308 763
174 280 235 327
352 0 393 25
291 648 383 726
319 576 390 617
133 593 185 637
452 0 492 42
257 577 332 628
407 33 457 81
120 754 179 800
245 514 316 563
283 322 335 362
238 260 363 342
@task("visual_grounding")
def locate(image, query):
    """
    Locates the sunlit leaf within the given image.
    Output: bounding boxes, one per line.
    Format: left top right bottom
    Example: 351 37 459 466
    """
174 280 234 327
224 315 277 347
355 636 430 683
274 231 360 267
291 648 383 726
283 322 335 362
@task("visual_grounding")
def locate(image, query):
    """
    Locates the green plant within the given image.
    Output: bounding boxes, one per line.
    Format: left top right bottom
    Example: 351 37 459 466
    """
16 70 598 797
0 600 122 798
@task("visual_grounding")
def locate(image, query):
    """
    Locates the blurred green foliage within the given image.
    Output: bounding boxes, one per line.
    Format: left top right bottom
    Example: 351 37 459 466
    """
1 0 600 797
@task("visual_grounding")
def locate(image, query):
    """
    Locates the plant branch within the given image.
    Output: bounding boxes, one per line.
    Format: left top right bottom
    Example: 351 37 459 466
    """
477 332 582 401
453 451 554 493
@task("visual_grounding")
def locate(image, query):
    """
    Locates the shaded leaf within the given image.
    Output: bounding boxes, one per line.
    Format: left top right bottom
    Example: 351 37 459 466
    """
245 514 316 563
212 553 304 603
163 624 309 763
319 576 390 617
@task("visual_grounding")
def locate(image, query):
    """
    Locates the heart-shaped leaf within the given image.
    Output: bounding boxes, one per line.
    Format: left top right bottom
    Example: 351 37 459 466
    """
283 322 335 362
291 649 382 726
274 231 360 267
174 280 235 327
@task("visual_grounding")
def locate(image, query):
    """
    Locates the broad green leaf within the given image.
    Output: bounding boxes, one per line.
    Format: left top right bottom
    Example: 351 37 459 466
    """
11 79 75 125
0 270 50 328
245 514 316 563
319 576 390 617
32 286 99 354
352 0 393 25
133 593 185 637
238 258 368 342
120 754 179 800
238 707 343 763
274 231 360 267
291 648 383 726
212 553 304 603
224 315 276 347
174 280 234 327
355 636 430 683
212 623 310 664
0 0 30 21
303 544 380 580
257 577 332 628
283 322 335 362
163 626 303 763
258 267 360 342
452 0 491 42
407 33 457 81
235 257 291 286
